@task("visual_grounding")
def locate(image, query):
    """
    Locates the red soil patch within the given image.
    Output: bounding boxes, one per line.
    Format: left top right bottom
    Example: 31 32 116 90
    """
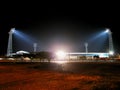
0 61 120 90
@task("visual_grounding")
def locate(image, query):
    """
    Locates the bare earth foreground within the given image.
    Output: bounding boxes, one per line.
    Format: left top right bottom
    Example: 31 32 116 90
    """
0 60 120 90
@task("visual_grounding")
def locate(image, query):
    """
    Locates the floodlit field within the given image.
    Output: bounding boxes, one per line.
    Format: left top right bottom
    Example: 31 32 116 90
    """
0 60 120 90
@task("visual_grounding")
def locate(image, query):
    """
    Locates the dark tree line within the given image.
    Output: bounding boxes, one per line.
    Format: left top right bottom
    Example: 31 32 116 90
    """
34 51 54 62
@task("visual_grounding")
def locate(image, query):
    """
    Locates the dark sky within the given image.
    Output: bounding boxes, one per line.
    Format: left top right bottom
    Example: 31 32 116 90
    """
0 2 119 55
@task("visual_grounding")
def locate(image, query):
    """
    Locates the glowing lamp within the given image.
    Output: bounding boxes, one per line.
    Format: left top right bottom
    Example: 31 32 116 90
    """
109 51 114 55
105 29 110 33
55 50 66 59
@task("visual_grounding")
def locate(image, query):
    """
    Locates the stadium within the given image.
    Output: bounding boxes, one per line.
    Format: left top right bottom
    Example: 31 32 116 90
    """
4 28 118 62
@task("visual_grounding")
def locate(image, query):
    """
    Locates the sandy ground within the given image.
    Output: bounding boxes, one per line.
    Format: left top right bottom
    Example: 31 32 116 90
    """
0 60 120 90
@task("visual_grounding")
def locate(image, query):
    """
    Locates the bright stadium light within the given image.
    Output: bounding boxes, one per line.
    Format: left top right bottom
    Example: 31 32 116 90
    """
7 28 16 57
105 28 109 33
55 50 66 60
109 51 114 55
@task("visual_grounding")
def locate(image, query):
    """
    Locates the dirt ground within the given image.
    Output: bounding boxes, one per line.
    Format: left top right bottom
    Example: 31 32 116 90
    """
0 60 120 90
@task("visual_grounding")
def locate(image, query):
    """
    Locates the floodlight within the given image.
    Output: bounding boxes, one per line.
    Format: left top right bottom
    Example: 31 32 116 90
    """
109 51 114 55
105 28 110 33
10 28 15 33
55 50 66 60
56 60 67 64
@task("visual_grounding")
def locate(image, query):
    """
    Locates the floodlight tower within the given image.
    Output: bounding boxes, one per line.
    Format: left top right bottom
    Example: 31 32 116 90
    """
85 42 88 59
7 28 15 57
105 28 114 55
33 43 37 52
85 42 88 53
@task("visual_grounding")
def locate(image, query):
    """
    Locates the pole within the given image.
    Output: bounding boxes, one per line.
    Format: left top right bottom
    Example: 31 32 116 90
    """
108 29 114 55
85 42 88 59
33 43 37 52
7 28 15 57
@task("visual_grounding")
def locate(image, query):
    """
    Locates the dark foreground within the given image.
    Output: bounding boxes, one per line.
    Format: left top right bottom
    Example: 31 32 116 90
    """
0 60 120 90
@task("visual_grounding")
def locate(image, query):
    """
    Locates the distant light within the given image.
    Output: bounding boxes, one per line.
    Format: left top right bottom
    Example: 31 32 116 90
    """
99 53 109 58
105 28 110 33
10 28 15 33
16 50 30 55
55 50 66 60
55 60 67 64
109 51 114 55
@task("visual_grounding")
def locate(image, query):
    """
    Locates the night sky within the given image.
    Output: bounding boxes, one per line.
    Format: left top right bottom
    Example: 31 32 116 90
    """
0 2 119 55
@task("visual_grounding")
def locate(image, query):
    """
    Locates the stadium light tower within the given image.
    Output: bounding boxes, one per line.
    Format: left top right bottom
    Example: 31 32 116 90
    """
105 28 114 55
85 42 88 53
7 28 15 57
85 42 88 59
33 43 37 52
